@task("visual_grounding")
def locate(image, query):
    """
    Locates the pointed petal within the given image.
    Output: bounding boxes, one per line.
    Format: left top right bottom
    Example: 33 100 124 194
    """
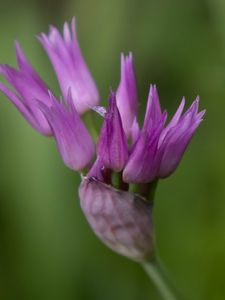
0 82 47 133
0 43 53 135
15 41 32 70
130 117 140 145
158 99 205 178
158 121 202 177
97 92 129 172
0 65 51 135
87 157 109 183
123 113 166 183
172 97 201 136
178 97 200 128
0 64 50 106
158 97 185 147
38 17 99 114
39 92 95 170
116 53 138 137
143 84 162 130
168 97 186 127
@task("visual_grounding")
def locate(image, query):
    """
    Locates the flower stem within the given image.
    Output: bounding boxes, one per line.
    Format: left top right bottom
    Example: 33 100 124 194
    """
142 258 178 300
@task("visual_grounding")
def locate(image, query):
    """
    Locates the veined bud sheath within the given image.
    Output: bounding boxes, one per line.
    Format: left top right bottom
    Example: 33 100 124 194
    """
79 177 154 261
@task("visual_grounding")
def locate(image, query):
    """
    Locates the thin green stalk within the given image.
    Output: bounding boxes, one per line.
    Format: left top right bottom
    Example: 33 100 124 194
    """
142 258 178 300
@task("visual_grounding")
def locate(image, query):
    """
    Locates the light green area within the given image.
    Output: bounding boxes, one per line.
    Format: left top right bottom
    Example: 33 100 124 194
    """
0 0 225 299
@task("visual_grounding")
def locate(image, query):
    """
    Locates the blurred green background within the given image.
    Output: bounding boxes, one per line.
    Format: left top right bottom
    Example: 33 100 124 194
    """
0 0 224 299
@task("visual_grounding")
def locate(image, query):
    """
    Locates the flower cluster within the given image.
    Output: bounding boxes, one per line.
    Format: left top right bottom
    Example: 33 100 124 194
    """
0 18 205 260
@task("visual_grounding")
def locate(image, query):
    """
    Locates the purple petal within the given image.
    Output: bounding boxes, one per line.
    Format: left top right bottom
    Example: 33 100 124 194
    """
123 113 167 183
0 43 52 135
39 92 95 170
87 157 111 183
0 64 50 107
0 82 46 133
116 53 138 137
158 99 205 178
38 17 99 114
170 97 200 137
130 117 140 145
97 92 129 172
158 97 185 147
79 177 154 261
15 41 49 92
143 84 162 131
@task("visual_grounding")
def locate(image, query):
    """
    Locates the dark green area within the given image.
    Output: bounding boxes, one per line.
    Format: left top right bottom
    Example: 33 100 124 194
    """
0 0 224 299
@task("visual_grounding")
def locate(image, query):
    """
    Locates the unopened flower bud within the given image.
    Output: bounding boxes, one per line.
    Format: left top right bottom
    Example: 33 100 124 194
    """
79 177 154 261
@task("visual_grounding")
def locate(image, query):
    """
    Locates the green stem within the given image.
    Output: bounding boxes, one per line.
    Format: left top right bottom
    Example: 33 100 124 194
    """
142 259 178 300
129 179 158 202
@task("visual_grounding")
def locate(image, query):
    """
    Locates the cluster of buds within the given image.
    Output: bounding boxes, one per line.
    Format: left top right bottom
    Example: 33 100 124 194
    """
0 18 205 261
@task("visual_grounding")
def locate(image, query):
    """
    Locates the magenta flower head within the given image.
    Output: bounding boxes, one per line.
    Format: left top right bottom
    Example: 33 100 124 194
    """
123 85 205 183
0 18 205 262
38 17 99 114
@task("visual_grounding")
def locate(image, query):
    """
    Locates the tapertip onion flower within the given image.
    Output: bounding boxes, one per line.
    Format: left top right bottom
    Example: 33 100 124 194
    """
0 17 206 300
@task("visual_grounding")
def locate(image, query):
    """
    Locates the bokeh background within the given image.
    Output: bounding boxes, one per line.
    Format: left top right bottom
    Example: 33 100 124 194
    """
0 0 224 299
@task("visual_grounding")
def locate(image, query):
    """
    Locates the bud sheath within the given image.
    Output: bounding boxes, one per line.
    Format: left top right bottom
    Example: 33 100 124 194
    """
79 177 154 261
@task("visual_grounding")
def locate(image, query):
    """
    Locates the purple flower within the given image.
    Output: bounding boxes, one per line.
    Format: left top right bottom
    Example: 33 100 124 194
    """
122 85 205 183
94 84 205 185
79 84 204 260
38 17 99 114
0 18 206 261
38 91 95 171
158 97 205 178
116 53 138 137
0 42 53 135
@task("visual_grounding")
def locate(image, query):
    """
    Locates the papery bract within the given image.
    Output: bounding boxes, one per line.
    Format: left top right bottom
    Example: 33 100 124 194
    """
79 177 154 261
